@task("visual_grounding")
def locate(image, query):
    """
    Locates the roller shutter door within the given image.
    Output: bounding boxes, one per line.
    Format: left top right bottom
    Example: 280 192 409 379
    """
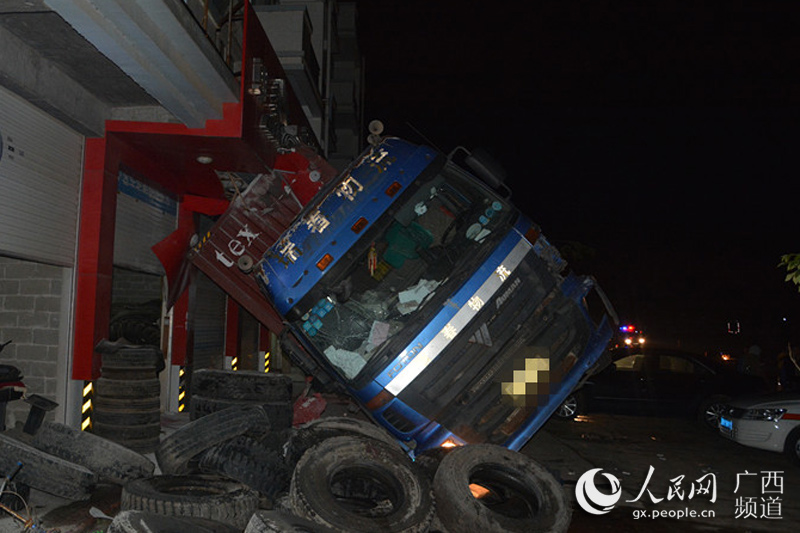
0 85 82 266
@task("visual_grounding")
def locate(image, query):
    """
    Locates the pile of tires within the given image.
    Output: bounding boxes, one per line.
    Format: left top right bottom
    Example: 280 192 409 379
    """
0 421 155 501
190 369 294 431
93 343 165 453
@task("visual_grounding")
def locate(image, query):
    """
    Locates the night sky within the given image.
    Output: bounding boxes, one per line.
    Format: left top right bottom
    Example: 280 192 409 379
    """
355 1 799 358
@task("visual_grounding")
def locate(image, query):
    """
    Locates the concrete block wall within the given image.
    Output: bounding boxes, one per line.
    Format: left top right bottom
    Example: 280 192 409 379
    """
0 255 64 427
111 267 163 305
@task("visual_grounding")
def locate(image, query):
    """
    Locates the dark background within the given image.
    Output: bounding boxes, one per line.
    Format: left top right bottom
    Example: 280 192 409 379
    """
355 1 799 362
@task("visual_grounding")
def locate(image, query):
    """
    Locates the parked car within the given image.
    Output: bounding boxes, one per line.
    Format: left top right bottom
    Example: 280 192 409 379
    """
718 393 800 465
555 347 768 429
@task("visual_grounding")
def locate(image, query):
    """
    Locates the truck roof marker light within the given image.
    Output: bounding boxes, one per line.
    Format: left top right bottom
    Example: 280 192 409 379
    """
524 226 541 245
385 181 402 197
366 389 394 411
351 217 368 233
316 253 333 271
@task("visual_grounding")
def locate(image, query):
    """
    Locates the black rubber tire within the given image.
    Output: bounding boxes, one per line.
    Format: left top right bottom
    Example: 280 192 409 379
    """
93 406 161 426
30 421 155 485
284 416 402 468
413 446 456 483
190 395 293 429
97 342 165 373
0 480 30 512
121 474 259 530
108 510 241 533
784 426 800 466
100 367 159 380
191 369 292 402
0 433 97 501
697 394 731 431
555 391 584 419
155 405 270 474
93 421 161 441
95 377 160 399
289 436 434 533
109 436 161 455
94 395 161 410
245 510 339 533
198 435 291 501
433 444 571 533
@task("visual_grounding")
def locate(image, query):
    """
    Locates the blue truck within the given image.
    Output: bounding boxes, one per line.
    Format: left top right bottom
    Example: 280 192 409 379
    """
240 134 617 455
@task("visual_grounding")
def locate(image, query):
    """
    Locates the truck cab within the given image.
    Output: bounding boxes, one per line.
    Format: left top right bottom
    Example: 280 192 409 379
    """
255 137 616 454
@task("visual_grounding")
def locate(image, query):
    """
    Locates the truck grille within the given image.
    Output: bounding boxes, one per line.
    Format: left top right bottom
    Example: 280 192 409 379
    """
397 254 591 445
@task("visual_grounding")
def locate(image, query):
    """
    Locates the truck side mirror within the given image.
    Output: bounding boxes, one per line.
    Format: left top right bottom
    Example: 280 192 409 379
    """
464 148 507 189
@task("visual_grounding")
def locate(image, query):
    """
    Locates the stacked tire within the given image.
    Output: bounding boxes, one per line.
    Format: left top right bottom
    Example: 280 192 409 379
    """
189 369 293 431
93 344 164 453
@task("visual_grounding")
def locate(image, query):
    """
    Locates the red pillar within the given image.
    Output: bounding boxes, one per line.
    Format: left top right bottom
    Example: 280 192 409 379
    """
72 138 117 380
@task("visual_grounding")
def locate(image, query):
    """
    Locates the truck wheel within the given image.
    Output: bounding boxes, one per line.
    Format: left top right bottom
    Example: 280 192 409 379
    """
245 510 339 533
0 433 97 501
191 369 292 402
433 444 571 533
289 436 434 533
284 416 401 468
30 421 154 485
555 392 584 419
121 475 259 530
108 510 240 533
198 435 291 501
155 405 269 474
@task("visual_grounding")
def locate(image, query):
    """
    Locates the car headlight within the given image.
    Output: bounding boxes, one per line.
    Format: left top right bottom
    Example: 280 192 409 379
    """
742 408 787 421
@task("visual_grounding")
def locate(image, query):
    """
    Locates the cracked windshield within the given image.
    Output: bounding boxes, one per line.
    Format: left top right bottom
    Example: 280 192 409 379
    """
295 165 513 380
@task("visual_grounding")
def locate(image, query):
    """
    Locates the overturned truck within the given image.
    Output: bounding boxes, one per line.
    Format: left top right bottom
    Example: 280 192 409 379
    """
191 128 617 456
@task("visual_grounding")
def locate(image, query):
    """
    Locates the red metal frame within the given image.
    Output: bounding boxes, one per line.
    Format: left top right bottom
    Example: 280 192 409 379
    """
72 2 317 379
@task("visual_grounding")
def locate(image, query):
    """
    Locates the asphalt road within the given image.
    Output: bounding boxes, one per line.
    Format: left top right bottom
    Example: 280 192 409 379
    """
524 412 800 532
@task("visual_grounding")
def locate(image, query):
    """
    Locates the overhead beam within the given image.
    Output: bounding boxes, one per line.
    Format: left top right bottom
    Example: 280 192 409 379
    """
47 0 239 128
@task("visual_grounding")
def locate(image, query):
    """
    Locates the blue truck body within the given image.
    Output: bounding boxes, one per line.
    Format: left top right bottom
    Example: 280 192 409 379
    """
257 137 615 454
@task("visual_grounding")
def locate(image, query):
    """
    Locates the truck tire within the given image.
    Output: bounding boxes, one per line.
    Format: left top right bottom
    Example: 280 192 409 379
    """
289 436 434 533
190 395 293 429
30 421 154 485
433 444 571 533
155 405 269 474
0 433 97 501
284 416 401 468
93 406 161 426
191 369 292 402
198 435 290 501
108 510 240 533
121 475 259 530
245 510 339 533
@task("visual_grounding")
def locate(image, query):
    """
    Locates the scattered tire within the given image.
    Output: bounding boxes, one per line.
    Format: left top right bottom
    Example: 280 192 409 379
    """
289 436 434 533
108 510 240 533
245 510 339 533
413 446 456 483
284 416 401 468
156 405 270 474
191 369 292 402
121 474 259 530
0 433 97 501
190 395 293 429
199 435 291 502
433 444 571 533
30 421 155 485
